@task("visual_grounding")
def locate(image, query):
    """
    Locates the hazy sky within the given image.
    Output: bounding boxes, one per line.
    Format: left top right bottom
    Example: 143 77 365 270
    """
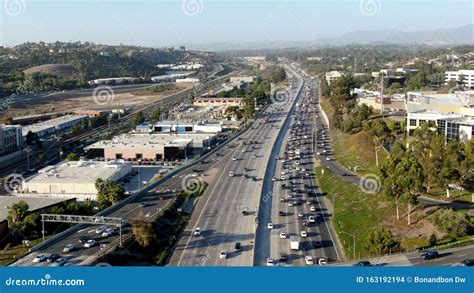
0 0 472 47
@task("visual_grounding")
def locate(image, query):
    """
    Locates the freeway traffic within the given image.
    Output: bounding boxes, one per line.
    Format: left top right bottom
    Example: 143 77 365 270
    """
169 64 303 266
254 67 343 266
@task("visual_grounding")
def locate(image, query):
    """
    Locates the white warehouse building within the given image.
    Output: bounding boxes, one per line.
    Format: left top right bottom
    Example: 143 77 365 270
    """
20 160 132 201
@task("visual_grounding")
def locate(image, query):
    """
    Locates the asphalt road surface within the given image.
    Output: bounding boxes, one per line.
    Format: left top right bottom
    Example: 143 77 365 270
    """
169 67 302 266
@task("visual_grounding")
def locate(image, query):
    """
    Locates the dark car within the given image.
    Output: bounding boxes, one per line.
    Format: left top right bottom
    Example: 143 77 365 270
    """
280 253 288 262
353 260 372 267
278 211 285 216
234 242 242 252
241 210 248 216
460 259 474 267
46 253 61 263
420 250 439 260
79 236 90 243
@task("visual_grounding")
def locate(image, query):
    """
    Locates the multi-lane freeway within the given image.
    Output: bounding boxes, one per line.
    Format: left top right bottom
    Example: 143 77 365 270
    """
169 64 302 266
254 69 343 266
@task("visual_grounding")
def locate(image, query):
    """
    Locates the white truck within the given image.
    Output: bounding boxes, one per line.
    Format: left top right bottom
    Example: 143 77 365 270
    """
290 236 299 250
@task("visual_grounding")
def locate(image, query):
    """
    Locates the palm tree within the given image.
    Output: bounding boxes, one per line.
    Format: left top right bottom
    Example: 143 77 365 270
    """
8 201 29 225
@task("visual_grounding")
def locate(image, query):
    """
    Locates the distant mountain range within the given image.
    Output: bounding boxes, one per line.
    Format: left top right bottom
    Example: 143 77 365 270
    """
183 24 474 51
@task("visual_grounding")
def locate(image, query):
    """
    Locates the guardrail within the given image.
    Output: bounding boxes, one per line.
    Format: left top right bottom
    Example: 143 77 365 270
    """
28 113 256 254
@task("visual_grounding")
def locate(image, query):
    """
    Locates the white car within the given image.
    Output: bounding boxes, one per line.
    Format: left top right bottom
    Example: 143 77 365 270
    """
266 258 275 266
229 172 235 177
279 232 287 239
301 231 308 238
232 157 237 161
272 177 277 181
63 244 75 253
95 226 107 234
102 228 114 237
298 211 304 217
280 176 286 181
193 227 201 236
84 239 96 248
267 223 274 230
310 206 316 212
33 254 47 263
326 157 331 161
305 255 314 265
219 251 227 259
308 216 316 223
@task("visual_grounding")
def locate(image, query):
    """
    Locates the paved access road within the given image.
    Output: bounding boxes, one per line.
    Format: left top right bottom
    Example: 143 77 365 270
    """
334 245 474 267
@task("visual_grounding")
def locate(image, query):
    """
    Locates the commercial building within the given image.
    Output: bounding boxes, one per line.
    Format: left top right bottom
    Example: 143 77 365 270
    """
88 77 136 85
354 89 406 112
193 96 244 107
20 160 132 201
136 121 223 134
445 70 474 89
0 124 23 157
21 115 88 138
325 71 343 85
176 78 200 83
85 133 219 161
230 76 256 84
406 110 474 142
406 92 463 113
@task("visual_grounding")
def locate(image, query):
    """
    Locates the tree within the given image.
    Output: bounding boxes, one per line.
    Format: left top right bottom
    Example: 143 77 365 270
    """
401 193 418 225
2 116 13 125
95 178 126 210
430 209 470 239
366 226 398 255
131 111 145 128
66 152 79 161
150 108 162 122
25 131 39 145
132 218 156 247
380 144 424 221
7 201 29 225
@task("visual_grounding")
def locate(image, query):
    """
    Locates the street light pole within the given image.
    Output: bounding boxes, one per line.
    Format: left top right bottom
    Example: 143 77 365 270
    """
341 231 356 260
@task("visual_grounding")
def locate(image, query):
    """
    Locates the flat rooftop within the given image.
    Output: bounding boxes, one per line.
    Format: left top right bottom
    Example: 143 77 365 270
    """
24 160 131 184
86 133 216 150
21 115 87 136
0 197 71 221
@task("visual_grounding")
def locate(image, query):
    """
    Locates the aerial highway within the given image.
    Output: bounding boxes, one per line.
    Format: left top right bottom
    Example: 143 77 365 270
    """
169 65 302 266
254 68 343 266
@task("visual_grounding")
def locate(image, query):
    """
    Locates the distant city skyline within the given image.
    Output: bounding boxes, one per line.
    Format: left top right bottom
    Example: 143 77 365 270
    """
0 0 473 47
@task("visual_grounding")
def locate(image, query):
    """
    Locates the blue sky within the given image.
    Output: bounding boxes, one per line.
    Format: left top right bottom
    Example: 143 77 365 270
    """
0 0 472 46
